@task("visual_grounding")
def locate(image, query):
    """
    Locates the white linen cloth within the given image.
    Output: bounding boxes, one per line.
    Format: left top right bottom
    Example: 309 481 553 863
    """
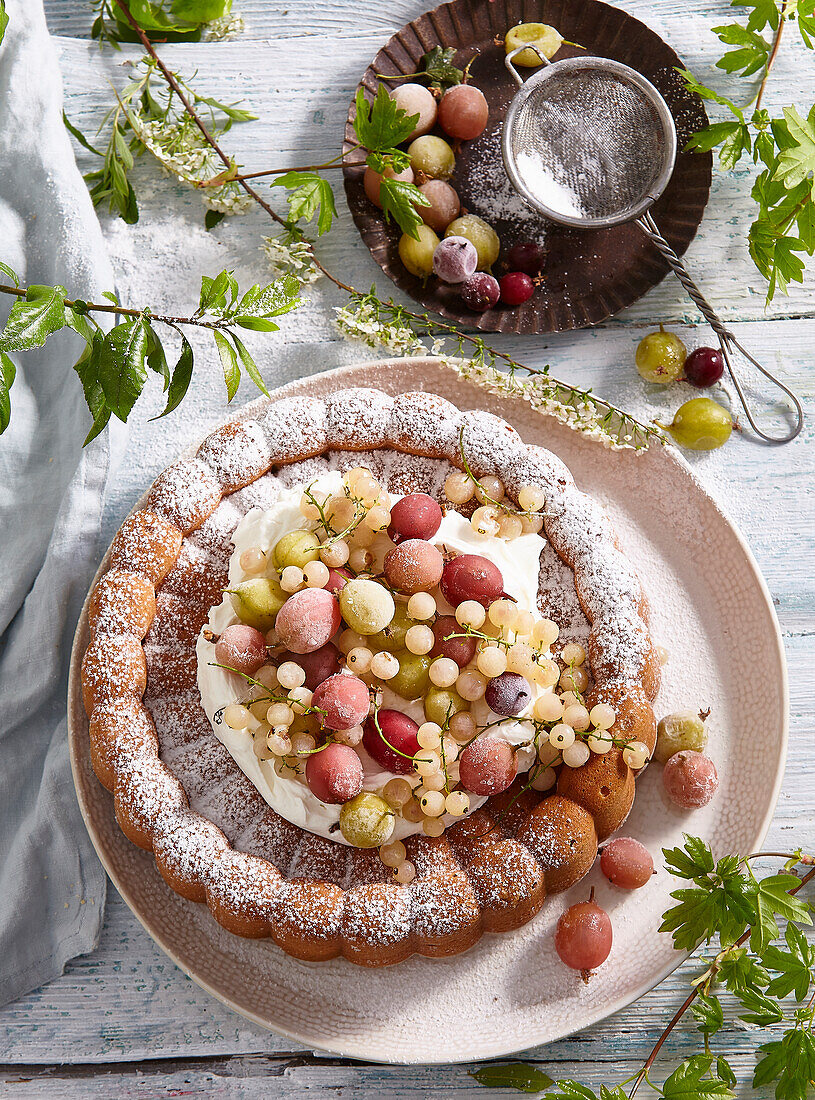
0 0 123 1005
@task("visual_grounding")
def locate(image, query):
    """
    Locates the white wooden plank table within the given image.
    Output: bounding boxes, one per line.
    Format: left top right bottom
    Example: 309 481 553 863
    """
1 0 813 1094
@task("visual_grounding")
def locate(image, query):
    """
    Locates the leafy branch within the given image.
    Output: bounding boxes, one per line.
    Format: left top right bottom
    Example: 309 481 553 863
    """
0 0 664 449
680 0 815 300
0 264 300 443
65 55 255 225
470 839 815 1100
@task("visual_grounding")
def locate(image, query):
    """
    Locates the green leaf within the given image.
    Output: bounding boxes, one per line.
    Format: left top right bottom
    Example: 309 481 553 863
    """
0 260 19 286
716 1058 737 1089
720 122 752 169
731 0 780 33
353 84 419 153
205 209 226 231
97 315 149 421
763 921 815 1001
754 1029 815 1100
378 177 431 239
417 45 464 91
777 107 815 189
676 68 743 117
718 946 770 993
230 332 269 397
685 120 744 154
660 846 757 951
232 275 301 321
692 993 724 1036
271 171 337 235
199 270 232 314
74 334 111 445
0 284 68 353
171 0 230 22
63 112 104 157
751 872 812 954
542 1083 601 1099
151 334 193 419
735 984 784 1025
195 94 256 123
0 350 15 435
145 322 170 388
0 0 8 44
661 1054 736 1099
213 329 240 400
663 837 716 880
469 1062 554 1092
366 148 412 174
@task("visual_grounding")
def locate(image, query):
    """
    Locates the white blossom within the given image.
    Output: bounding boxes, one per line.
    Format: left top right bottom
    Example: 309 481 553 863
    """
131 117 253 215
262 234 322 284
205 14 246 41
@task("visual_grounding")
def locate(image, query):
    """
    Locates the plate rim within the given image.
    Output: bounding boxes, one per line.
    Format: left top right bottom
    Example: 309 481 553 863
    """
341 0 713 335
67 357 788 1064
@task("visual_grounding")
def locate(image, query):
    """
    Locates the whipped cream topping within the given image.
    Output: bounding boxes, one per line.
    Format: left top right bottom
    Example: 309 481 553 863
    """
196 473 550 844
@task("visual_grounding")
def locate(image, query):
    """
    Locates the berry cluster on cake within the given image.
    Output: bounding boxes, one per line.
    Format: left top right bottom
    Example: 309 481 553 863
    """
81 388 660 966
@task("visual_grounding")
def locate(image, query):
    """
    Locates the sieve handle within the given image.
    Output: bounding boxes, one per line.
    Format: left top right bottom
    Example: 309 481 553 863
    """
504 45 551 87
635 211 803 445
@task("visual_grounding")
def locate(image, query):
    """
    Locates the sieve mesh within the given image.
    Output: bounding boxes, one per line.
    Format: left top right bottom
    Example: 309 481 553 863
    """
509 68 669 223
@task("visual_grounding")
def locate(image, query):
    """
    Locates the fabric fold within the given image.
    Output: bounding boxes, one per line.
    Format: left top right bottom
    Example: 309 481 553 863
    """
0 0 122 1006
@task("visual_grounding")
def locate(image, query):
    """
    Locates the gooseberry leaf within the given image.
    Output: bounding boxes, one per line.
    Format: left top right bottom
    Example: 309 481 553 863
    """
152 334 194 420
0 351 15 435
97 315 150 421
763 922 815 1001
753 1029 815 1099
353 84 419 152
469 1063 554 1092
776 107 815 189
271 171 337 236
661 1054 736 1098
692 993 724 1036
0 284 68 354
378 177 431 239
213 329 240 401
418 45 464 91
712 22 770 77
366 148 412 174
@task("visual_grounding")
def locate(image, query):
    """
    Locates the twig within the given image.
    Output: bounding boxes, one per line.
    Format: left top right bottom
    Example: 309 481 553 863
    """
0 282 221 329
105 0 662 451
755 0 790 111
627 863 815 1098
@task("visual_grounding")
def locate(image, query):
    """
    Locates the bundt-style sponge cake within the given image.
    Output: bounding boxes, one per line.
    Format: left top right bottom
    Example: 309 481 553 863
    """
81 388 659 966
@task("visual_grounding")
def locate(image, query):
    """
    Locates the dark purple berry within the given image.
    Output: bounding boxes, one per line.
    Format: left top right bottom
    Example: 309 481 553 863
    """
484 671 532 716
500 272 535 306
461 272 500 312
506 241 544 276
684 347 724 388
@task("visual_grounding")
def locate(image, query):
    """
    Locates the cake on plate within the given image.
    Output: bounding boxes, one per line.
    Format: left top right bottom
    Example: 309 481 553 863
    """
81 388 659 966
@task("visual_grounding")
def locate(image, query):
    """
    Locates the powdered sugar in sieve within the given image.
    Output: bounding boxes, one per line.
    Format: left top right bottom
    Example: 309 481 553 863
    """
500 47 803 443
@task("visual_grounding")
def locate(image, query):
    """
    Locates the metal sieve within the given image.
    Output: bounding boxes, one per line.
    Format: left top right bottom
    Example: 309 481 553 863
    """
502 47 803 444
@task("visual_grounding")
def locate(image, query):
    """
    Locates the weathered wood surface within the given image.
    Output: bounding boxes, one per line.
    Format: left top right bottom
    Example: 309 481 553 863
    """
0 0 813 1095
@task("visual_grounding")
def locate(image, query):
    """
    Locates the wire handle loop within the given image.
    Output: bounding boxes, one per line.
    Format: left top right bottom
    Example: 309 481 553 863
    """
504 45 551 88
636 211 803 444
